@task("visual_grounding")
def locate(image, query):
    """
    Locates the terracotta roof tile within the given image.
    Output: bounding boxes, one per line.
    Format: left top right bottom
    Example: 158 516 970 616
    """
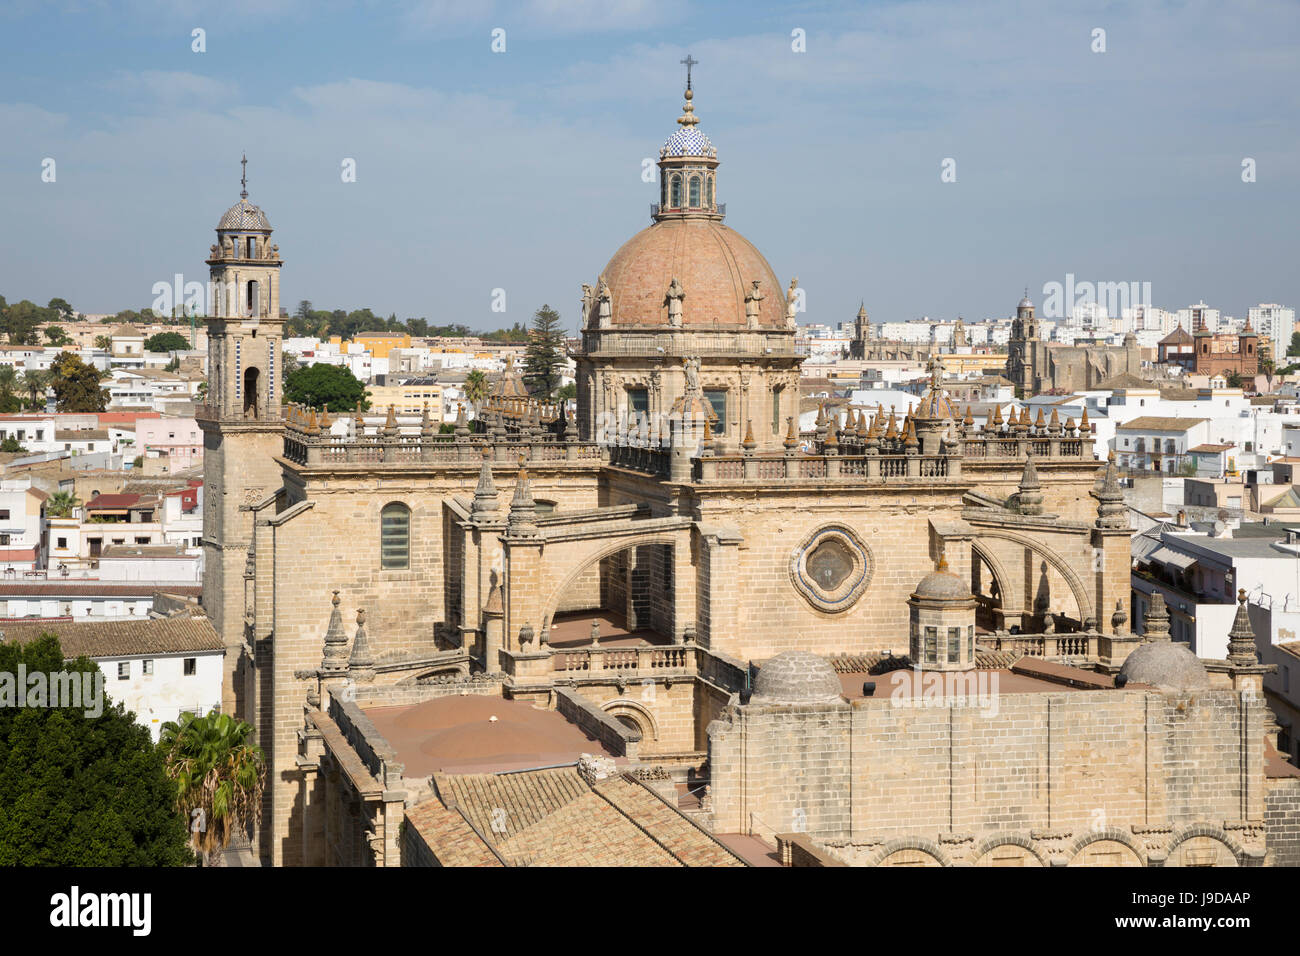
411 768 746 867
0 610 222 658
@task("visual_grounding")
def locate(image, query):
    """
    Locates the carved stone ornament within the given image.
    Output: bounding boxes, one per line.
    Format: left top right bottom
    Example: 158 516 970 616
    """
789 525 874 613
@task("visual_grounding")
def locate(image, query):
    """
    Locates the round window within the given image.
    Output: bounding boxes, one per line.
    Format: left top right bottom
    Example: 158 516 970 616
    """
789 526 874 613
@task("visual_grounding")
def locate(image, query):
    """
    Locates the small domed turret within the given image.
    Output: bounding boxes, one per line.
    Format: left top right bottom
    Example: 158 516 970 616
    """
752 651 843 704
909 554 977 671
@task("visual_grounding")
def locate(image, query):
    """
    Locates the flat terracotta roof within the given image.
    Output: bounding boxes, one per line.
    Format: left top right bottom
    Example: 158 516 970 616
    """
840 666 1105 700
363 694 619 776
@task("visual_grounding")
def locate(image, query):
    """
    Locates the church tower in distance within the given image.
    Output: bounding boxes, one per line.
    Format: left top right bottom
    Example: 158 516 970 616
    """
199 156 288 720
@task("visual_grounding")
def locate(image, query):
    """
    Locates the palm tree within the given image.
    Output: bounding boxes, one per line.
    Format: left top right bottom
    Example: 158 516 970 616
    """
464 369 489 409
46 490 79 518
0 366 18 413
159 711 266 866
93 334 112 350
20 369 48 408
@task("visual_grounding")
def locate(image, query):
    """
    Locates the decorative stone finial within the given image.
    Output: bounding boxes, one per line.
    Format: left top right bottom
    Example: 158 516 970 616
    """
322 589 349 671
1093 452 1127 530
349 607 375 683
506 458 538 536
1142 592 1172 642
1018 453 1044 516
472 445 499 515
1111 598 1129 634
590 618 601 647
1226 588 1260 666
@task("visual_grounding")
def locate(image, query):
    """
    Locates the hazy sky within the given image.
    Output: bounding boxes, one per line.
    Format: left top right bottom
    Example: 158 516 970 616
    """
2 0 1298 333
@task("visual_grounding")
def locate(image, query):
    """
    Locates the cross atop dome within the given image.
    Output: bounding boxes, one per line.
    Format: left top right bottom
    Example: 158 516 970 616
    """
240 153 248 199
677 55 701 129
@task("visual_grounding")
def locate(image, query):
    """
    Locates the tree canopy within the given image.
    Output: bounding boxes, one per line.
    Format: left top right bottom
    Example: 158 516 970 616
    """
160 711 265 865
283 362 369 412
0 634 193 865
144 331 190 353
50 351 108 413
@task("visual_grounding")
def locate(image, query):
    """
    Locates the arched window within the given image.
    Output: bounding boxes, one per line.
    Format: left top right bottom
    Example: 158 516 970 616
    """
670 175 681 207
380 503 410 569
246 280 260 318
243 366 260 418
689 176 700 207
707 176 714 207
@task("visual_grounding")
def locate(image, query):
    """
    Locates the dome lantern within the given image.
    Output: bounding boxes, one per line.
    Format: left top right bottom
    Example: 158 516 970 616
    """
654 58 722 222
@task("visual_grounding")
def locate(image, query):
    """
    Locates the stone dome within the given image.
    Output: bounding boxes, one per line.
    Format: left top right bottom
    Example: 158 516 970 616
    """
218 197 272 232
1118 641 1210 693
595 218 786 329
1018 295 1034 310
911 563 972 602
752 651 842 703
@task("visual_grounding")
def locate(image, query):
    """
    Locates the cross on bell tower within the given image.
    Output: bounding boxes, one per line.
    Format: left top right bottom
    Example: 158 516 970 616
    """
240 152 248 199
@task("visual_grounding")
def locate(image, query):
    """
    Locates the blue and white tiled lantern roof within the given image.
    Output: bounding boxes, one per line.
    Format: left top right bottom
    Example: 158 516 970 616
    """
661 125 716 159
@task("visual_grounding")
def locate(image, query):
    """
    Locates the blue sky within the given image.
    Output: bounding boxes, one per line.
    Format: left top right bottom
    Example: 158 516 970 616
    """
1 0 1298 333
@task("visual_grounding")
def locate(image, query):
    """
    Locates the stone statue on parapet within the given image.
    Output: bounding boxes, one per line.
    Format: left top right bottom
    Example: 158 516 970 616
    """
666 277 686 327
744 279 764 329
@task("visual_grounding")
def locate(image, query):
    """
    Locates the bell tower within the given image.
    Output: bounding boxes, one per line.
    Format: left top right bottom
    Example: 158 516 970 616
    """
205 154 285 421
199 156 288 720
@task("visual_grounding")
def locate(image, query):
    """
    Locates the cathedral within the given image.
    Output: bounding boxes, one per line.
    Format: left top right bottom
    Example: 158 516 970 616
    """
198 77 1299 867
1006 294 1144 395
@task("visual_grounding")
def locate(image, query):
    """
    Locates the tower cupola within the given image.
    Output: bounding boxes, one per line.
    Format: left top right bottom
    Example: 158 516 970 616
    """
654 56 723 222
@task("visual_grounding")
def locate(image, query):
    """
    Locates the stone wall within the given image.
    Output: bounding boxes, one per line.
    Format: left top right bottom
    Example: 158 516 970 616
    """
555 687 640 757
709 686 1273 865
1264 778 1300 867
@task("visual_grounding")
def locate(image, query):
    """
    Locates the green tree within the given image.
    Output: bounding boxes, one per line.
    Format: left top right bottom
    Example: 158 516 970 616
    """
49 351 108 413
43 325 72 346
282 350 300 378
93 334 112 350
284 362 368 412
1226 371 1244 389
0 365 20 413
20 368 49 408
480 322 529 344
0 436 27 453
556 382 576 402
143 331 189 353
0 634 193 866
523 305 566 397
159 711 266 865
2 300 44 345
1289 331 1300 358
46 298 74 323
464 369 489 408
46 490 79 517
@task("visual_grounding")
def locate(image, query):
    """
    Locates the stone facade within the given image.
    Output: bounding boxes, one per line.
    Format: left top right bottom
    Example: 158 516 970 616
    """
711 685 1277 866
